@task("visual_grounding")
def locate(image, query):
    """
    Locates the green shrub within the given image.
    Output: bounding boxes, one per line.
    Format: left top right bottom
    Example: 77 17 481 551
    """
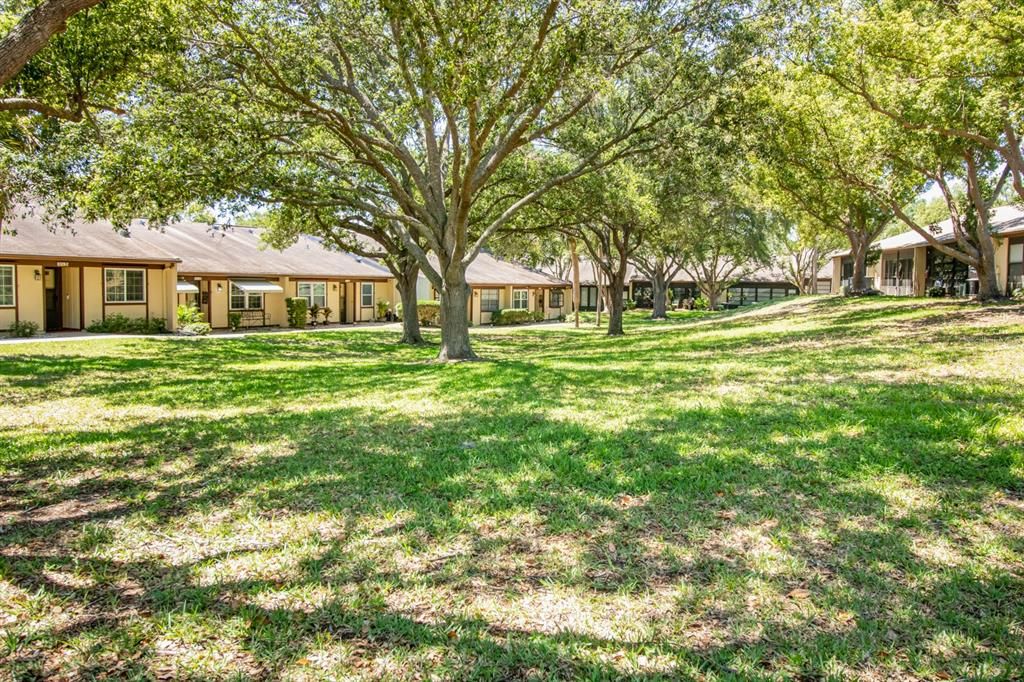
285 297 308 328
417 300 441 326
625 298 637 310
693 297 709 311
179 322 211 336
86 314 166 334
1011 287 1023 302
308 303 321 325
927 286 946 298
227 311 242 331
376 300 390 321
176 304 203 326
8 320 39 338
492 308 538 325
320 306 332 323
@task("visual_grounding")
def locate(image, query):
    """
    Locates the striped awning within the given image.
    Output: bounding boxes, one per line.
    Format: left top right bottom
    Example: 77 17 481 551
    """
231 279 284 293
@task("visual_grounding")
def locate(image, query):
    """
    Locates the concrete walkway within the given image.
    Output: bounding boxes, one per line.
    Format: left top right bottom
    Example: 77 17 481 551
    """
0 322 400 345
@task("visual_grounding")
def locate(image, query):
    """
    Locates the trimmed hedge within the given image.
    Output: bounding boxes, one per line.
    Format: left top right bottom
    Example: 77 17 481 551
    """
416 300 441 325
86 314 166 334
285 297 308 328
492 308 543 325
396 300 441 325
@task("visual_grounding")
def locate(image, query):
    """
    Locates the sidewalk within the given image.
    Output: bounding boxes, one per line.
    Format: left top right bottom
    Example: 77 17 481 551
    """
0 322 401 345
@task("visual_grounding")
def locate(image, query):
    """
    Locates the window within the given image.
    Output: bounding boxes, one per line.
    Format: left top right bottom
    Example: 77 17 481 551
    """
360 282 374 307
1009 240 1023 291
480 288 499 312
512 289 528 310
105 268 146 303
0 265 13 307
297 281 327 308
229 282 263 310
548 289 564 308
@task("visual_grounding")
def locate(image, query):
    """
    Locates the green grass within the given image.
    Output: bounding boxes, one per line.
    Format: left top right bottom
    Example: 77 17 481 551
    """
1 296 1022 680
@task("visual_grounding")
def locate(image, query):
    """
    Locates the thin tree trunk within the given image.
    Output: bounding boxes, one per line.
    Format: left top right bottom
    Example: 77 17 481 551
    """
595 262 603 327
607 270 626 336
570 238 580 328
437 264 475 361
395 261 423 344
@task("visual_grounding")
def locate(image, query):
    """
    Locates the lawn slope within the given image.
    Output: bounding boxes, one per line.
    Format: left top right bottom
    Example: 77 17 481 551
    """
1 297 1022 680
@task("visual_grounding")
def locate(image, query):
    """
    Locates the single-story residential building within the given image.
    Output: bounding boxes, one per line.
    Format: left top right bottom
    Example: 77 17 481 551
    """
128 222 395 328
561 259 827 310
0 214 181 333
830 205 1024 297
0 215 397 332
423 251 571 324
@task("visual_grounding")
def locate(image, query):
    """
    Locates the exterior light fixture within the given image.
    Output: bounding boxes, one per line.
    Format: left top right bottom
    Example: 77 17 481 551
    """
33 269 41 280
216 283 223 293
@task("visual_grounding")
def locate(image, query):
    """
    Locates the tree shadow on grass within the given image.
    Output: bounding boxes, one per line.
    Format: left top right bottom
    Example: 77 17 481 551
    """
2 373 1023 678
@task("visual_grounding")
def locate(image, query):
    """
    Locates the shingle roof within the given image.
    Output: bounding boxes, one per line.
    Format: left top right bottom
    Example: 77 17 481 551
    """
0 213 179 263
128 222 392 278
432 251 569 287
0 215 393 279
835 204 1024 256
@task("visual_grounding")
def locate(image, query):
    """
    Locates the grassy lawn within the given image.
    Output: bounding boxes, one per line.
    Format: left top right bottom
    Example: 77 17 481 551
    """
1 297 1022 680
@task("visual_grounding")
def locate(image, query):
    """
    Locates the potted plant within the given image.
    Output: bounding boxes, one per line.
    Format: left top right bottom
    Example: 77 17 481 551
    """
308 303 321 326
320 306 332 325
228 311 242 331
376 300 389 321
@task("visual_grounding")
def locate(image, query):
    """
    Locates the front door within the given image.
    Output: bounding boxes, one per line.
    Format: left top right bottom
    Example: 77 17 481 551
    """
44 267 62 331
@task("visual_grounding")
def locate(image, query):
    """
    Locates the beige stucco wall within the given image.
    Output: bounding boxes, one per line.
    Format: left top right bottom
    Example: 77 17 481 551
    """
210 279 229 329
353 280 395 322
82 267 103 327
17 264 44 329
469 286 566 324
831 256 842 293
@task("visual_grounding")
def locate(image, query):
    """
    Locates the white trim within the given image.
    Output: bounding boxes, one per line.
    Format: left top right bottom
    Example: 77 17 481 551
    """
0 264 14 307
511 288 528 310
360 281 374 307
297 280 328 308
229 281 264 310
104 267 147 304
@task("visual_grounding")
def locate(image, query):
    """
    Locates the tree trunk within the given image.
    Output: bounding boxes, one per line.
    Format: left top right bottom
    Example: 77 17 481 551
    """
437 265 475 361
848 234 870 293
650 269 668 319
607 270 626 336
0 0 102 88
570 238 580 328
975 227 1002 301
705 286 719 311
395 262 423 344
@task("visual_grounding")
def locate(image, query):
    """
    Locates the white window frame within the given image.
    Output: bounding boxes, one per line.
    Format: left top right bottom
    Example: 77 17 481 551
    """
0 264 14 307
229 282 264 310
548 289 563 308
297 281 328 308
480 288 500 313
360 282 374 307
104 267 147 304
512 289 528 310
